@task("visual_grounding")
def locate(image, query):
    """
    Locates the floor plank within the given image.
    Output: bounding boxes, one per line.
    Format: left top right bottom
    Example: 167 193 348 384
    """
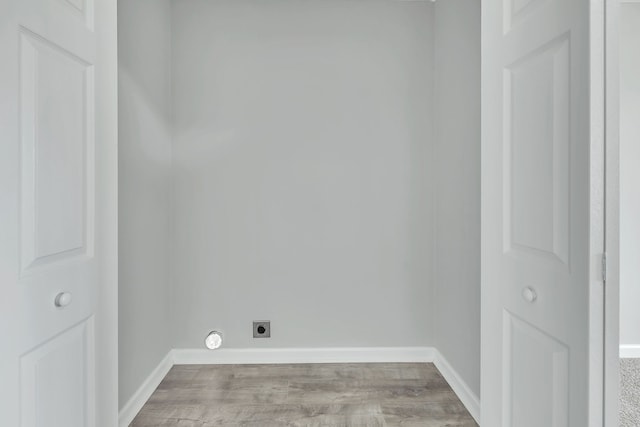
130 363 478 427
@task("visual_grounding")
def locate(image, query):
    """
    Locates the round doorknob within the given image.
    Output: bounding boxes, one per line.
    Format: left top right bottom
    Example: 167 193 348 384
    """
522 287 537 303
54 292 72 308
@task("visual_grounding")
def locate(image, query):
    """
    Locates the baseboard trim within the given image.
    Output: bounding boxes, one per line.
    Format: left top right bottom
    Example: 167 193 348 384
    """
118 351 174 427
433 349 481 424
172 346 436 365
620 344 640 358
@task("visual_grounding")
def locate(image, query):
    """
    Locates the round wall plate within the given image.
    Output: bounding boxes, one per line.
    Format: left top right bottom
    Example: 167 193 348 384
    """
204 331 223 350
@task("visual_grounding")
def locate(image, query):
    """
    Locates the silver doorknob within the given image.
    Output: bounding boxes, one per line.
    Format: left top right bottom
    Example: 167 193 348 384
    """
522 287 537 303
54 292 72 308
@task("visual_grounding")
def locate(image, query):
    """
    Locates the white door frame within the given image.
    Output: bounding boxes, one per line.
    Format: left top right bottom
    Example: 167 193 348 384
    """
587 0 625 424
587 0 611 424
94 0 119 424
589 0 609 424
604 0 621 425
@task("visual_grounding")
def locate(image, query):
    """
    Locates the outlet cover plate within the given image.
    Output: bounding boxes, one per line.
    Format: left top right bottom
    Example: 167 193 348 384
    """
253 321 271 338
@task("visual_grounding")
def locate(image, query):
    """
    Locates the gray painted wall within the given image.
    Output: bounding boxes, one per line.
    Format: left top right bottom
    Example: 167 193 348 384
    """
620 3 640 348
117 0 482 408
433 0 481 397
118 0 174 409
170 0 435 349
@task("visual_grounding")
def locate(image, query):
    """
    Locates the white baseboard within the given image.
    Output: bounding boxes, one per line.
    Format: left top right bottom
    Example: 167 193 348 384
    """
172 346 436 365
433 349 481 424
119 346 481 426
620 344 640 358
118 351 174 427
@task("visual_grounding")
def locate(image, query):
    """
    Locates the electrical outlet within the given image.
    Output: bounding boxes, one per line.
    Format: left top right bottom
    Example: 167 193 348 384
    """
253 321 270 338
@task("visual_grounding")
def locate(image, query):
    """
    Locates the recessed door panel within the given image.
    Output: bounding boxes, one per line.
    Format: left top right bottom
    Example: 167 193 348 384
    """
57 0 94 31
504 0 552 34
504 36 570 266
20 319 95 427
63 0 84 12
19 30 94 273
503 311 569 427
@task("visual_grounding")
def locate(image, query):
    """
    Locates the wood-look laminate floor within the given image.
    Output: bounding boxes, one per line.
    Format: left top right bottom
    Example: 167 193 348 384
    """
131 363 478 427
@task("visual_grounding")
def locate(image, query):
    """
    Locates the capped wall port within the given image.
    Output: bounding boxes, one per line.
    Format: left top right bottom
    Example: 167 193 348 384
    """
204 330 223 350
253 321 270 338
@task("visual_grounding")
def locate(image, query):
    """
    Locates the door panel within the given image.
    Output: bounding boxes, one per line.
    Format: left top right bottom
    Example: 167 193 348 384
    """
505 35 570 266
20 318 95 427
482 0 599 423
58 0 94 29
20 28 95 271
503 311 569 427
0 0 116 425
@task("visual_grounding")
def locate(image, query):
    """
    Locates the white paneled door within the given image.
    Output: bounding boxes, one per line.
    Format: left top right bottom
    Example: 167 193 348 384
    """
481 0 604 425
0 0 117 425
